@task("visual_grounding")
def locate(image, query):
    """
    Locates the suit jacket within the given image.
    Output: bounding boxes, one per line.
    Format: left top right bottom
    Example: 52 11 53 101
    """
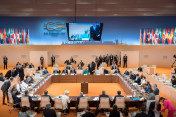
38 66 43 70
104 69 109 74
1 80 11 92
53 70 60 74
113 95 124 104
90 25 100 40
3 57 8 63
148 102 161 117
114 70 121 74
43 109 57 117
42 70 49 75
123 56 127 62
135 112 148 117
12 92 21 104
51 56 55 62
138 67 143 72
40 57 44 62
62 69 68 74
147 93 155 100
130 74 136 80
153 88 159 95
171 79 176 86
111 66 117 70
29 65 34 68
5 70 17 79
109 110 120 117
42 94 52 103
70 70 76 74
135 77 141 85
18 68 25 77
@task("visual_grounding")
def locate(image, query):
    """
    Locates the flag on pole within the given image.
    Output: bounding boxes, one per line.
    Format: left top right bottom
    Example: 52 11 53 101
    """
26 29 29 44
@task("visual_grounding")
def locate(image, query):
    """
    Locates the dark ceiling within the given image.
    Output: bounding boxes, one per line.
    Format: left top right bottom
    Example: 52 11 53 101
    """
0 0 176 16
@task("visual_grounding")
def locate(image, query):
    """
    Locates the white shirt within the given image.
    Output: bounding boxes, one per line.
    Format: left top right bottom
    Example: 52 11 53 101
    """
59 95 70 109
16 82 28 92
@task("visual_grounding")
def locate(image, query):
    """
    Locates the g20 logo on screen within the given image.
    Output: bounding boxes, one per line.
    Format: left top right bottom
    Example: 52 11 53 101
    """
43 22 66 36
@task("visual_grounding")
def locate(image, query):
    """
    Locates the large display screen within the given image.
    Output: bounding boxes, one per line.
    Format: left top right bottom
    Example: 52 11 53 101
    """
66 23 103 41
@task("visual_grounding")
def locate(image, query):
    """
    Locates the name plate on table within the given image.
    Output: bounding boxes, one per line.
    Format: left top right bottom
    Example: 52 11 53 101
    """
83 74 88 75
70 74 75 75
62 74 66 75
105 74 110 75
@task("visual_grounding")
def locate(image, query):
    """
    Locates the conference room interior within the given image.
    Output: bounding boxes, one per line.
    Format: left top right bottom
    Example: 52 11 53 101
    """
0 0 176 117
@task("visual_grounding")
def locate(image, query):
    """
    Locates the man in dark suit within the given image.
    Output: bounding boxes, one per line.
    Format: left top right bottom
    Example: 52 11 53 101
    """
5 68 17 80
42 90 52 103
104 68 109 75
79 60 84 68
38 65 43 71
135 106 148 117
105 54 109 66
171 76 176 86
148 101 162 117
130 73 136 80
18 65 25 81
3 56 8 69
43 104 57 117
88 61 96 75
11 89 21 107
123 54 127 68
114 55 118 66
113 91 124 104
40 56 44 66
99 91 110 103
138 66 143 72
70 67 76 74
62 67 68 75
90 23 100 41
42 67 49 75
109 104 120 117
1 77 13 105
23 90 34 109
29 63 34 68
134 74 141 85
153 84 159 95
109 54 114 66
51 55 55 67
76 92 84 111
0 73 5 81
111 63 117 70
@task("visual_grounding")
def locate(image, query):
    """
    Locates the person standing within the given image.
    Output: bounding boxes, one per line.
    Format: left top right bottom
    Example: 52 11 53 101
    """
3 56 8 69
18 65 25 81
123 54 127 68
51 55 55 67
40 56 44 67
1 77 13 105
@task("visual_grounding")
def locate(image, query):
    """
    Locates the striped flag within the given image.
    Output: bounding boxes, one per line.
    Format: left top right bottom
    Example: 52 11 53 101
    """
4 28 7 44
26 29 29 44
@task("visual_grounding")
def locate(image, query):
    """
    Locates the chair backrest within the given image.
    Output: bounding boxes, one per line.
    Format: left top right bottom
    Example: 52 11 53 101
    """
8 93 13 104
146 100 155 112
78 97 88 109
40 96 50 108
21 97 30 108
115 97 125 109
54 98 63 109
99 97 110 109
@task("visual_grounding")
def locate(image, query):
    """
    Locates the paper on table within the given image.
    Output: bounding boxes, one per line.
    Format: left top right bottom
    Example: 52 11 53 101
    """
93 97 99 100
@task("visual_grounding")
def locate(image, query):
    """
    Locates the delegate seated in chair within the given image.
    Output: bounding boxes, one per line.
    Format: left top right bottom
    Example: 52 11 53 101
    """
22 90 34 109
62 67 68 75
70 67 76 74
98 91 111 112
11 89 21 107
113 91 124 104
114 68 121 74
138 66 143 72
82 106 95 117
42 67 49 75
42 90 52 103
83 68 89 75
111 63 117 70
76 92 84 110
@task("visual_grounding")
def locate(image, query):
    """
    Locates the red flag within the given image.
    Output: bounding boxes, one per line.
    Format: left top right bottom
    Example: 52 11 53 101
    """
4 28 7 44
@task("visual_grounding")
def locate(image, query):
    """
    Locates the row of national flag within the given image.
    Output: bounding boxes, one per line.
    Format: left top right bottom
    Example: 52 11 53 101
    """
0 28 29 44
140 27 176 44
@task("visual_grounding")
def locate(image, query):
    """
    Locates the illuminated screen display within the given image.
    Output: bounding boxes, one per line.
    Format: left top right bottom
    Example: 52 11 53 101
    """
67 23 103 41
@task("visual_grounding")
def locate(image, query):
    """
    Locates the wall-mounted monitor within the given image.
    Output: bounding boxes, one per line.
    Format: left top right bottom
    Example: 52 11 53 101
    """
66 23 103 41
